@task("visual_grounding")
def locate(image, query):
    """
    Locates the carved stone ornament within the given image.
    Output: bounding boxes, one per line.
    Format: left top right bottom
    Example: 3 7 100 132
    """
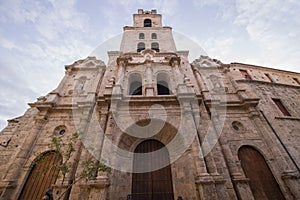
191 55 223 68
0 136 11 147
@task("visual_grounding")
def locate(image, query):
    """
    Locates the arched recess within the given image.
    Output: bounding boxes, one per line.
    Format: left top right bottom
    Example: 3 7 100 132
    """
151 33 157 39
144 19 152 27
137 42 145 52
19 151 62 200
132 139 174 200
139 33 145 39
157 72 170 95
151 42 159 52
128 73 142 95
238 146 285 200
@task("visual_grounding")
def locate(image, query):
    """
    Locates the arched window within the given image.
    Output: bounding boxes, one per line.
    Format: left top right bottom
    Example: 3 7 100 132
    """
151 33 157 39
19 151 62 200
144 19 152 27
139 33 144 39
132 140 174 199
137 42 145 52
129 73 142 95
151 42 159 52
238 146 285 200
157 73 170 95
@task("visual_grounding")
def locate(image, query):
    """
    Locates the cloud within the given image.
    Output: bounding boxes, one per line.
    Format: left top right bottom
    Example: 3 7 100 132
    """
234 0 300 70
0 0 95 131
201 37 235 62
153 0 179 16
0 0 43 23
0 37 19 50
192 0 236 20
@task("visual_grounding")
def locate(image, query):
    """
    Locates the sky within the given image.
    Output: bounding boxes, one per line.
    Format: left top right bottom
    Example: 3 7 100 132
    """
0 0 299 130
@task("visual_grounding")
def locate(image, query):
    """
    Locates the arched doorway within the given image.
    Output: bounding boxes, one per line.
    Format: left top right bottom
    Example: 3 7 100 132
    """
238 146 285 200
132 140 174 200
19 151 62 200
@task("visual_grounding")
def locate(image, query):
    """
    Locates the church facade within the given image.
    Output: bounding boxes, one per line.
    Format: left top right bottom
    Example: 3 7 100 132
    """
0 9 299 200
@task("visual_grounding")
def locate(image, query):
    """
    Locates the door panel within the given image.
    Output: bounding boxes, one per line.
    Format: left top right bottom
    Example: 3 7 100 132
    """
19 151 62 200
132 140 174 200
238 146 285 200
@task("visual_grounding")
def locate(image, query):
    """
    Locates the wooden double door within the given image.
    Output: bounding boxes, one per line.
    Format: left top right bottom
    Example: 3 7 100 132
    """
19 151 62 200
238 146 285 200
132 140 174 200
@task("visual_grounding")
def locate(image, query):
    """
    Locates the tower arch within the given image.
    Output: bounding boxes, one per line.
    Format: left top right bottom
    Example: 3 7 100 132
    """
144 19 152 27
128 72 142 95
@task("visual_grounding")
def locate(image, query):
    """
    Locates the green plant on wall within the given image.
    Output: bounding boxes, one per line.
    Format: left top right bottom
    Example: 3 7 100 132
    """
35 132 110 200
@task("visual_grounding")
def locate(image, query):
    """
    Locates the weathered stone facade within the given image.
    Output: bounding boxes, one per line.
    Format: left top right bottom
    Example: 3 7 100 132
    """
0 9 299 200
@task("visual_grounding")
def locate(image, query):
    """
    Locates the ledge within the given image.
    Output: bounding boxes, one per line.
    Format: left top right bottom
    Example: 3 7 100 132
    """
236 79 300 88
275 116 300 120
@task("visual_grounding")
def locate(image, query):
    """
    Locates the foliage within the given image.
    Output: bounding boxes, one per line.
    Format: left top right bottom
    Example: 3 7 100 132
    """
34 132 110 200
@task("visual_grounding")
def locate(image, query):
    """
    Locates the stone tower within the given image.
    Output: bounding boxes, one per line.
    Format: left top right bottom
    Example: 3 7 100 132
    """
0 9 299 200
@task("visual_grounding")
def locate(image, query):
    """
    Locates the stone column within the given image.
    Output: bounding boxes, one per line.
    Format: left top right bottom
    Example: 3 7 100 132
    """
177 85 218 200
145 63 154 96
212 113 253 200
117 60 125 83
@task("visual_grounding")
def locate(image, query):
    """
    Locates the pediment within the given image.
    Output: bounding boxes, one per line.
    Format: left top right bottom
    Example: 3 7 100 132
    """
192 55 223 68
65 56 106 70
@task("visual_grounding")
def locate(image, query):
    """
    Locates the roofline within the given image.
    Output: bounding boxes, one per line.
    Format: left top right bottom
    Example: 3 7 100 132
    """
231 62 300 75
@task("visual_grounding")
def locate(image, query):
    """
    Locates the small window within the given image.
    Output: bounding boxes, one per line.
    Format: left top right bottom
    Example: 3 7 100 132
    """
54 125 67 136
137 42 145 52
265 73 273 82
272 99 291 116
144 19 152 27
59 130 66 135
239 69 252 80
292 78 300 85
151 42 159 52
139 33 144 39
151 33 157 39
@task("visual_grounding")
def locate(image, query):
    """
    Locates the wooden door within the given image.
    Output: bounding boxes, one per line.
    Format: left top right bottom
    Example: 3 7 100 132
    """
19 151 62 200
132 140 174 200
238 146 285 200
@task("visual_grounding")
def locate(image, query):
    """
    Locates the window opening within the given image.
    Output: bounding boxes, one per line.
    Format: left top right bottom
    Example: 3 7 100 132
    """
129 81 142 95
272 99 291 116
151 33 157 39
137 42 145 52
265 73 273 82
151 42 159 52
139 33 144 39
239 69 252 80
157 80 170 95
293 78 300 85
144 19 152 27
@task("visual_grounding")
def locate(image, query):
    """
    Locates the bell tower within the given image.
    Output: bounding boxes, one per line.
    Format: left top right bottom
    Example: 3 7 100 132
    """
120 9 177 53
